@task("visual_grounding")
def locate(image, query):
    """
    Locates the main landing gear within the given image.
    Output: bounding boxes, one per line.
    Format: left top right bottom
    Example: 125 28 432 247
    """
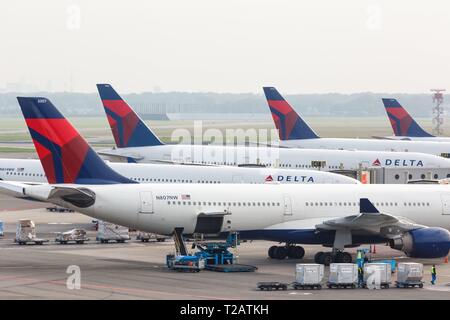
268 245 305 260
314 250 352 266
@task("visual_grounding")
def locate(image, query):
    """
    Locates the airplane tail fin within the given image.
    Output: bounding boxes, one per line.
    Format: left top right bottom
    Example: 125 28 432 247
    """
381 98 434 137
96 84 164 148
17 97 136 185
263 87 319 140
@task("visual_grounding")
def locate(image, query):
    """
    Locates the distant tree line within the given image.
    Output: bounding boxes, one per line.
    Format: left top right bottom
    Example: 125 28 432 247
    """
0 91 442 117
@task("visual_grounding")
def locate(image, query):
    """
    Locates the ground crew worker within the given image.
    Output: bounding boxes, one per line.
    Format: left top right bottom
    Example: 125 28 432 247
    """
363 253 369 264
431 265 437 285
358 265 364 288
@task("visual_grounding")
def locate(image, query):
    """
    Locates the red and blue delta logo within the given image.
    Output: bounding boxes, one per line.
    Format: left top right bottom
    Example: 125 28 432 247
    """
372 159 381 167
265 175 274 182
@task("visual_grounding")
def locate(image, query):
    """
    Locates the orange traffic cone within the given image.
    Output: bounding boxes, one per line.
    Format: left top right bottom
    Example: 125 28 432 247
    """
373 245 377 254
445 256 448 264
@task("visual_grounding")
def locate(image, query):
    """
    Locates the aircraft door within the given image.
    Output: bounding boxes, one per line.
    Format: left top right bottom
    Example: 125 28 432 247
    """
139 191 154 213
441 194 450 215
283 194 293 216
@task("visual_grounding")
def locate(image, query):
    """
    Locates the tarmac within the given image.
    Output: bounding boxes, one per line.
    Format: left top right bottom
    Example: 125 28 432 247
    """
0 194 449 300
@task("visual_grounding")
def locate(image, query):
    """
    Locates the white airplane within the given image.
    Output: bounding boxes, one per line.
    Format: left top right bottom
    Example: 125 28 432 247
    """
1 96 449 266
263 87 450 156
377 98 450 142
95 84 450 172
0 158 360 185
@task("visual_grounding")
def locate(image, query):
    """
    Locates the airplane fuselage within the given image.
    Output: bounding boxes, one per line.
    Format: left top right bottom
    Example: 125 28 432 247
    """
279 137 450 156
100 144 450 171
24 183 450 243
0 158 358 184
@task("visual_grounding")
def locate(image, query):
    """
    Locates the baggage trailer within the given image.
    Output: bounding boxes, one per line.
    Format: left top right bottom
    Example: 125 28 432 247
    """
166 254 205 272
257 282 288 291
14 219 49 245
136 232 169 242
55 229 89 244
206 264 257 272
96 221 130 243
292 282 322 290
395 263 424 288
327 263 358 289
46 206 74 213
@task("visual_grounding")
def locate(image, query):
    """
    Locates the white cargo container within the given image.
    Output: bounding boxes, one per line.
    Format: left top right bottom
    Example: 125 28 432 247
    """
396 263 423 288
327 263 358 288
55 229 90 244
293 264 324 290
364 263 391 289
15 219 48 245
96 221 130 243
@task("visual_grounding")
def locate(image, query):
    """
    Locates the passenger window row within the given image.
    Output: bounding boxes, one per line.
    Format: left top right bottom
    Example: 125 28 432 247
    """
130 177 221 183
305 201 431 207
167 201 281 207
5 171 45 177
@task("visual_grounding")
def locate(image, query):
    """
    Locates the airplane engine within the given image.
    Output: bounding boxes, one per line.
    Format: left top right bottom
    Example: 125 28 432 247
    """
389 227 450 258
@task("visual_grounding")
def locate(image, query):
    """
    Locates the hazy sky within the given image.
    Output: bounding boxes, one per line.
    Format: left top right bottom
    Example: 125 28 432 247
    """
1 1 449 93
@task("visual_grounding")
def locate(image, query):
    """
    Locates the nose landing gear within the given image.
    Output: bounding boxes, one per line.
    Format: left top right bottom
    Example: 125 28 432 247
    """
268 245 305 260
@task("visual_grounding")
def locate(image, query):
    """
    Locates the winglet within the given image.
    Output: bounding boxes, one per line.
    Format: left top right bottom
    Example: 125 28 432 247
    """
359 198 379 214
96 84 164 148
17 97 136 185
263 87 319 140
381 98 434 137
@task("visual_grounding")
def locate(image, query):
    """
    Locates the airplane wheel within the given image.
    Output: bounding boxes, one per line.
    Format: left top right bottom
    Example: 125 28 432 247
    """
321 253 334 266
314 252 324 264
293 246 305 259
335 252 344 263
341 252 352 263
268 246 277 259
287 246 296 259
274 246 288 260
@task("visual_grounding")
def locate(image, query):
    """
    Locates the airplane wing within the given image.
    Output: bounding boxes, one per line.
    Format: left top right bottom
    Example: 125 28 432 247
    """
47 186 96 208
97 149 144 162
317 198 423 237
265 198 424 239
246 141 289 148
0 181 95 207
0 180 26 197
0 180 49 202
371 135 411 141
